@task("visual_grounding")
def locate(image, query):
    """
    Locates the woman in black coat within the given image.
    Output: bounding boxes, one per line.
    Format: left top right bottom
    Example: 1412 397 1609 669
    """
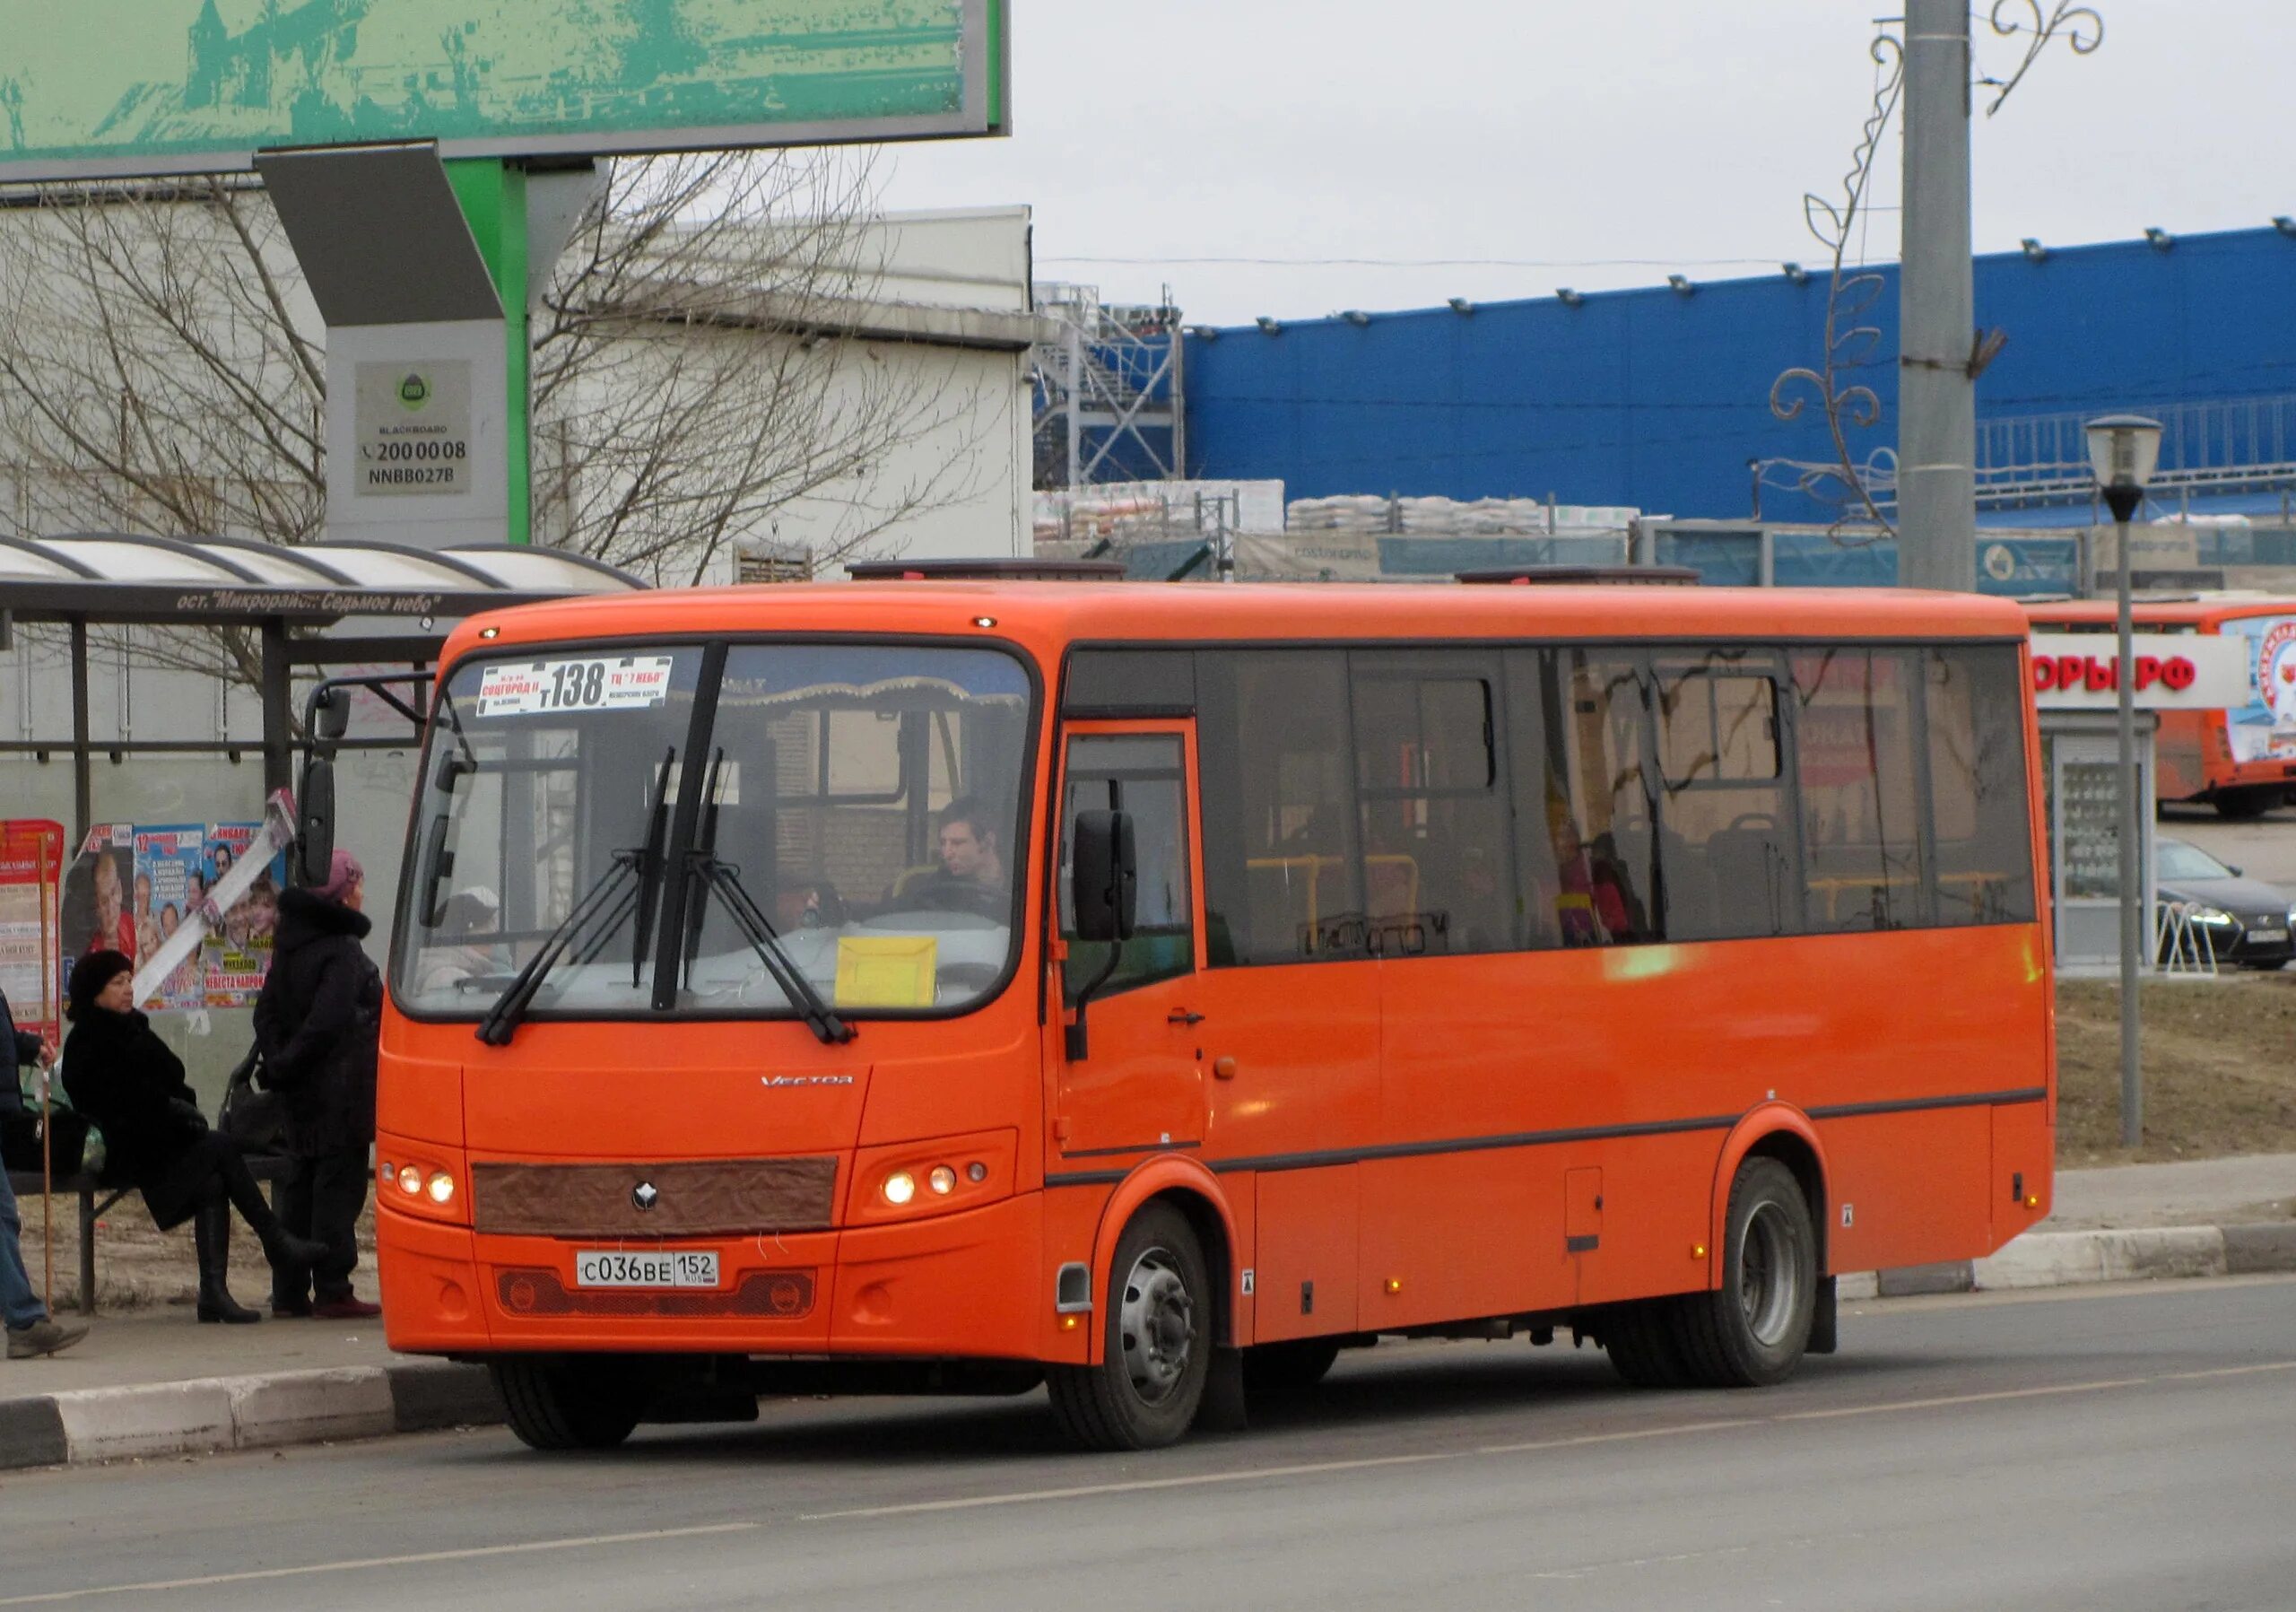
61 952 324 1323
253 851 383 1320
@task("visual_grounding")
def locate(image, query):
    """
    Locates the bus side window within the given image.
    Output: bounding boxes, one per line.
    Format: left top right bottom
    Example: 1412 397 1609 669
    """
1653 655 1796 941
1925 645 2038 926
1508 649 1657 948
1198 650 1364 964
1790 649 1926 932
1350 652 1513 955
1060 735 1194 1003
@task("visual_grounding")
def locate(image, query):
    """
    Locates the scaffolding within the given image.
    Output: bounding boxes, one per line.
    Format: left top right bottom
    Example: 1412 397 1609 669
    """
1031 283 1185 491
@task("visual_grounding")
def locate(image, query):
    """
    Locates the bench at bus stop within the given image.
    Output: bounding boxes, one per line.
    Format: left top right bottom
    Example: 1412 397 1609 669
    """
6 1155 288 1317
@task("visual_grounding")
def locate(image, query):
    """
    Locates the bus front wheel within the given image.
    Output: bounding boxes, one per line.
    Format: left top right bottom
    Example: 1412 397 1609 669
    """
1047 1203 1212 1451
491 1356 645 1451
1671 1157 1818 1388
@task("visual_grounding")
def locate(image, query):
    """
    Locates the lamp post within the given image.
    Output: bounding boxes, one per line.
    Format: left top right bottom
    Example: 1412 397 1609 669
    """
2084 414 2164 1149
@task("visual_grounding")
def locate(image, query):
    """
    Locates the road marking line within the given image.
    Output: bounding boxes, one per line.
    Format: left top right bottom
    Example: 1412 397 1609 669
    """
802 1449 1456 1520
1774 1377 2150 1419
2160 1360 2296 1382
1477 1417 1761 1455
0 1522 762 1608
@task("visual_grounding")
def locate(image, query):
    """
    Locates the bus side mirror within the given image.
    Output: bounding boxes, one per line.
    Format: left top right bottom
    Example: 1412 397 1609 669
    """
1070 809 1137 944
315 684 352 744
298 757 336 887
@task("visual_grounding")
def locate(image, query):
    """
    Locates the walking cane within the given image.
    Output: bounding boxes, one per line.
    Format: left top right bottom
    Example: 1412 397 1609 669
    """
39 1059 53 1314
38 854 56 1314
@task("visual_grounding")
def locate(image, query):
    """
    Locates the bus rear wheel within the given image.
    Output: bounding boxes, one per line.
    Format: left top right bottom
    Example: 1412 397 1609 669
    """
491 1356 646 1451
1670 1157 1817 1388
2213 788 2281 820
1602 1302 1695 1388
1046 1203 1211 1451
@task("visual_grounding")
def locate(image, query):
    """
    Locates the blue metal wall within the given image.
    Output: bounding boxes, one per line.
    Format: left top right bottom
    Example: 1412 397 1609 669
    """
1182 227 2296 524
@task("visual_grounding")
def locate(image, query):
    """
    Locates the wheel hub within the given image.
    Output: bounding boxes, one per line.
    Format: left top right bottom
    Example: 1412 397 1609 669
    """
1118 1246 1196 1404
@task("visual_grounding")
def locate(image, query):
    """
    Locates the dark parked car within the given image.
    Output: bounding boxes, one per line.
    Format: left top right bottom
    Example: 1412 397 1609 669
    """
2155 838 2295 970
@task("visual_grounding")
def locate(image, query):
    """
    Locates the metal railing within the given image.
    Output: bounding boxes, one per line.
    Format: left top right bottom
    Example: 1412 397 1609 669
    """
1977 394 2296 509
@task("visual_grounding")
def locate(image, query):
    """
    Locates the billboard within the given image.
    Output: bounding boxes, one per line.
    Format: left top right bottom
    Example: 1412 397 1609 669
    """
0 0 1007 182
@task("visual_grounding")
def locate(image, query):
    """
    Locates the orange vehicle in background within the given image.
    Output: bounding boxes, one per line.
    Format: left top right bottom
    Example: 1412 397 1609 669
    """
2026 597 2296 818
358 573 2054 1452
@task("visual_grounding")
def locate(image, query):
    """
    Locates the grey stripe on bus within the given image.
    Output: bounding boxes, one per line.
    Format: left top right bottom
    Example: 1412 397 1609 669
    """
1039 1086 2049 1188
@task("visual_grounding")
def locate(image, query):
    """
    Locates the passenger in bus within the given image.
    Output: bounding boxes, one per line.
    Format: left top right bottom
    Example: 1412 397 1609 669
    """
255 851 384 1321
897 798 1010 918
1548 806 1633 945
62 951 326 1325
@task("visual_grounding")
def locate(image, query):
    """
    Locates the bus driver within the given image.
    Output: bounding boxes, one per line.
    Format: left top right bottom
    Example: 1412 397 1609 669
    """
899 798 1008 918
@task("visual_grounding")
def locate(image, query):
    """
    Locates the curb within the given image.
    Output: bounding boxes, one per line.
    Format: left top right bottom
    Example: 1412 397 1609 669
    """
1838 1218 2296 1302
0 1361 500 1472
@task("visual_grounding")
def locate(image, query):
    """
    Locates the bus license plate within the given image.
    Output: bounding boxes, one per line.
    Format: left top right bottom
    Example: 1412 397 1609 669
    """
573 1250 719 1289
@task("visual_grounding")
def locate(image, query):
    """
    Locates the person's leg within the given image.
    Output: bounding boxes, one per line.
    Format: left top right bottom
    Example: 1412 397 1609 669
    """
183 1134 324 1273
270 1155 316 1313
309 1145 370 1303
0 1164 47 1331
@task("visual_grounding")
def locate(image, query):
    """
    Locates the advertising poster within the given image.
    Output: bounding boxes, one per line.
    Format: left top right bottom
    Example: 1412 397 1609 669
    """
0 821 65 1047
134 824 207 1012
2225 614 2296 765
58 823 136 1006
203 823 284 1008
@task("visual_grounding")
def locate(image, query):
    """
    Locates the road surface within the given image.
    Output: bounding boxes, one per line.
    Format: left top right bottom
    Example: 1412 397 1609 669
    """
3 1276 2292 1610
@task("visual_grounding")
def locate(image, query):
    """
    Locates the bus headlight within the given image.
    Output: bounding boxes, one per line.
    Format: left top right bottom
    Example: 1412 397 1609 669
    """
882 1170 917 1207
398 1165 423 1196
426 1172 456 1205
928 1164 957 1196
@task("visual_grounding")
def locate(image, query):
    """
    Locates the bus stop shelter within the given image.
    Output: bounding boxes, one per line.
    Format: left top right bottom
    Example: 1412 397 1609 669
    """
0 533 644 846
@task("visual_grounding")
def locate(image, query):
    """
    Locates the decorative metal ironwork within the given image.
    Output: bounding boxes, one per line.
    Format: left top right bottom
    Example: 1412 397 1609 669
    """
1764 5 2106 537
1980 2 2104 117
1766 26 1904 538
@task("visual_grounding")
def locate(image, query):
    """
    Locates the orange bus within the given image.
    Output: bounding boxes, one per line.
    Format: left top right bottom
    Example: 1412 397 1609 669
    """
2026 597 2296 818
355 577 2054 1452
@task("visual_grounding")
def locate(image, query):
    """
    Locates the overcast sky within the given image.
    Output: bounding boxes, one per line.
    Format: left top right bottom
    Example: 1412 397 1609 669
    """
878 1 2292 326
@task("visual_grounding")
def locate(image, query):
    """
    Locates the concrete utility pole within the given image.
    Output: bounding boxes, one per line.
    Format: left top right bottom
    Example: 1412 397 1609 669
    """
1897 0 1977 591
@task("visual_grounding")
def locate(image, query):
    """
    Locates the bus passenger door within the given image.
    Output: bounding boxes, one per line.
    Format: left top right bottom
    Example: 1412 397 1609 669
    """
1054 728 1209 1161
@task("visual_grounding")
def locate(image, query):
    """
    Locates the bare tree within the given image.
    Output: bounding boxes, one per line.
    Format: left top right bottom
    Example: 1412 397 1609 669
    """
0 145 1001 682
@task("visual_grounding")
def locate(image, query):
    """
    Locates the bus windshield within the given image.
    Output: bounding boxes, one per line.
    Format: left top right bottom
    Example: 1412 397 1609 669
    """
394 640 1034 1023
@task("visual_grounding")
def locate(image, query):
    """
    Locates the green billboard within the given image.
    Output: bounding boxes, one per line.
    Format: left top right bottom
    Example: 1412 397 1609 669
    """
0 0 1007 181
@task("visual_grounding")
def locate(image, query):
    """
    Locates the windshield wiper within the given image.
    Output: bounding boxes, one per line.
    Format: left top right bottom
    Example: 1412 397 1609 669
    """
684 748 854 1045
475 748 675 1046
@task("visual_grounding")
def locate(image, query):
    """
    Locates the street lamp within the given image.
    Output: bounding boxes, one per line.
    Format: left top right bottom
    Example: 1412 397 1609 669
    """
2084 413 2163 1149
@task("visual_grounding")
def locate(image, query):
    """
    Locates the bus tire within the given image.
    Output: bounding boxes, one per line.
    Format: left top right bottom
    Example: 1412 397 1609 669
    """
1602 1301 1695 1388
2212 788 2277 820
1241 1338 1343 1400
1046 1203 1211 1451
1671 1157 1817 1388
491 1356 645 1451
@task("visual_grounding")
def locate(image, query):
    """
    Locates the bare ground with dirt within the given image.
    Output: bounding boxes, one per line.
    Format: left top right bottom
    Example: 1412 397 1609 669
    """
11 1192 378 1315
2057 972 2296 1165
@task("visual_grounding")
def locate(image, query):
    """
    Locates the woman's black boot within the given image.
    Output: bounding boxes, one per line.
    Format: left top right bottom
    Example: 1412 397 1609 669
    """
194 1200 261 1325
217 1149 327 1275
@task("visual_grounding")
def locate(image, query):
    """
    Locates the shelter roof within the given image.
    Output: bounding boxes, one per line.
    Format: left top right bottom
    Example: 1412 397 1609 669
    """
0 534 644 629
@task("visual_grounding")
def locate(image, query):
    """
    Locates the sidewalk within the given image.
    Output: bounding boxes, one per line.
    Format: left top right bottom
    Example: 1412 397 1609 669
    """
6 1154 2296 1473
0 1309 498 1470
